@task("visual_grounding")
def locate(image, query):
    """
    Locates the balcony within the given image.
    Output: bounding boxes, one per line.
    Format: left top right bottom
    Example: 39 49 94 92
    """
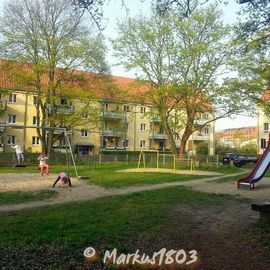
47 104 75 115
53 129 73 135
149 132 168 140
57 105 74 115
149 115 161 123
101 111 125 120
194 119 208 125
102 129 125 137
191 134 209 141
0 124 5 132
0 101 7 112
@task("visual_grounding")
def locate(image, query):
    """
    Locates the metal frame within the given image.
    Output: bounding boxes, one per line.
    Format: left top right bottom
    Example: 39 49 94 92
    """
0 124 79 178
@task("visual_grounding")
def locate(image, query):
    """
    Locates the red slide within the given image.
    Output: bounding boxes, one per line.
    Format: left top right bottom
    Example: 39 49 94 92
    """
237 134 270 190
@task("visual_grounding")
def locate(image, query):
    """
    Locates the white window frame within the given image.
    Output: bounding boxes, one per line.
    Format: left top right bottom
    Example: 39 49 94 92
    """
123 139 129 148
140 107 146 114
264 123 269 133
82 112 89 119
33 96 38 105
204 113 209 120
140 123 146 131
140 140 146 148
204 127 209 135
125 123 129 130
124 104 130 112
33 116 38 126
59 137 66 147
32 136 40 145
7 135 16 145
60 98 68 105
8 114 16 124
8 94 17 103
261 138 267 149
81 129 88 137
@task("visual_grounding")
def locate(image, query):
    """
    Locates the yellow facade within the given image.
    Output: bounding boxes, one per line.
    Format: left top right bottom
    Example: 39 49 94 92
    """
0 90 215 155
257 108 268 154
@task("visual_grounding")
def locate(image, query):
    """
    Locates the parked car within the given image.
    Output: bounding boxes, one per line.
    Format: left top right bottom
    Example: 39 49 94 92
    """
222 153 239 165
233 154 259 167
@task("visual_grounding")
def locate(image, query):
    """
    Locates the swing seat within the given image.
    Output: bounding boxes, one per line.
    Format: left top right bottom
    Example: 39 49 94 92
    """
78 176 89 180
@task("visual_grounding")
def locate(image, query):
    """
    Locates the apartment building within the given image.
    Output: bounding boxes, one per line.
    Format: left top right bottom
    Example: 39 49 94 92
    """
258 112 268 154
216 126 257 145
0 72 215 155
257 91 270 154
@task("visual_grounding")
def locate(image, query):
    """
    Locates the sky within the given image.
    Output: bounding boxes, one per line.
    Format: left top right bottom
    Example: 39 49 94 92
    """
0 0 257 131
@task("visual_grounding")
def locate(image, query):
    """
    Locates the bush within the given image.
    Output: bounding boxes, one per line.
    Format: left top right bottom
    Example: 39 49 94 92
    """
196 142 209 155
239 142 257 155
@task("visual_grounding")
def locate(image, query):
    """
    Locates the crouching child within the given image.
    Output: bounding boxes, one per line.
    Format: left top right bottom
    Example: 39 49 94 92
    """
52 172 72 188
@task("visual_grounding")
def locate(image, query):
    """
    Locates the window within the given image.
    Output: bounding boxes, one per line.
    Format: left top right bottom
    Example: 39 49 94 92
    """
261 138 267 149
204 113 209 120
124 105 130 112
204 127 209 135
33 96 38 105
7 135 16 145
140 107 146 114
140 140 146 148
175 134 180 140
8 94 17 103
82 112 89 119
59 138 66 147
32 136 40 145
159 141 165 150
140 123 146 131
264 123 269 133
8 114 16 124
61 98 68 105
33 116 38 126
125 123 129 130
81 129 88 137
104 103 108 110
123 140 129 148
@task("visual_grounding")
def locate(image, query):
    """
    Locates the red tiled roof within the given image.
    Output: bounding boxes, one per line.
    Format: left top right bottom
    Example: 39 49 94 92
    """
0 60 151 103
0 60 212 108
261 90 270 101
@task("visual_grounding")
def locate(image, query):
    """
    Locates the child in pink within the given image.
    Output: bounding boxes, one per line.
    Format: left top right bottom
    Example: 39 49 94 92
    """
52 172 72 188
38 154 49 176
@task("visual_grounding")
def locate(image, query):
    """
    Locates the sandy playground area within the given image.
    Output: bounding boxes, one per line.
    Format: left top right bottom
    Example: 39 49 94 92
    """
119 167 223 175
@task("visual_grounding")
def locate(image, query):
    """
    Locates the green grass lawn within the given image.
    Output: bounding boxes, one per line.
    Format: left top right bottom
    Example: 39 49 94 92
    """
84 168 213 188
0 164 222 189
0 190 57 205
0 186 248 269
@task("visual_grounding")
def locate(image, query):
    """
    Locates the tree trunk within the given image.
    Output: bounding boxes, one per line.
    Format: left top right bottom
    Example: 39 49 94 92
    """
179 112 195 156
179 128 192 156
159 109 177 154
163 123 177 154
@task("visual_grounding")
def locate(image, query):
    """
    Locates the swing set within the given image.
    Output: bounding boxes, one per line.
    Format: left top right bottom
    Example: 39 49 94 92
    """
1 124 79 178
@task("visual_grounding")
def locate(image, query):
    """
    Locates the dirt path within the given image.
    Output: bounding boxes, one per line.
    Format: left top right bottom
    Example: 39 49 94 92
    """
1 171 269 212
